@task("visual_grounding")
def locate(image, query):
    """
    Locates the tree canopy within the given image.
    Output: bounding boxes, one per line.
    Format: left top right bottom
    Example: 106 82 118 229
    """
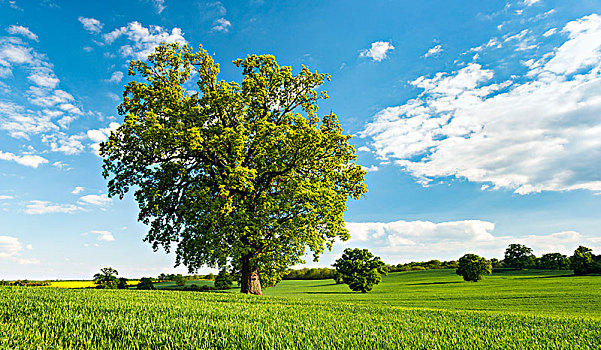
504 244 535 269
100 43 367 295
333 248 387 293
456 254 492 282
93 267 119 289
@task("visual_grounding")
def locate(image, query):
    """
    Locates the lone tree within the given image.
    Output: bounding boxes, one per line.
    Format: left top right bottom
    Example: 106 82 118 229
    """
503 243 535 269
100 43 367 295
93 267 119 289
456 254 492 282
333 248 387 293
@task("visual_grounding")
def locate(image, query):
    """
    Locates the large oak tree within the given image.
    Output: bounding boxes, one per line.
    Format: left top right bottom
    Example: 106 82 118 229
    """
100 43 367 295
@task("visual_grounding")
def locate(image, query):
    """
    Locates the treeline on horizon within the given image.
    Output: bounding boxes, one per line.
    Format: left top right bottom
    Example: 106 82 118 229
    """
2 244 600 285
282 243 601 280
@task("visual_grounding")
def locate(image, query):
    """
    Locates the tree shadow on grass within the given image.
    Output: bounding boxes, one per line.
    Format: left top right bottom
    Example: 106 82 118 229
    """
519 274 576 279
308 283 338 288
408 281 462 286
304 291 357 295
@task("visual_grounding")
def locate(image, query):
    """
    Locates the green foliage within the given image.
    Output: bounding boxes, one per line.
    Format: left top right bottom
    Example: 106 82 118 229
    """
174 274 186 287
387 260 458 272
93 267 119 289
456 254 492 282
100 43 367 295
537 253 571 270
504 244 535 269
2 271 601 349
333 248 387 293
137 277 156 290
282 267 337 280
214 270 233 290
117 278 128 289
571 246 601 275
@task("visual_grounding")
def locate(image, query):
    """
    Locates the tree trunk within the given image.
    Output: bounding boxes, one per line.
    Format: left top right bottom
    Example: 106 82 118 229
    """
240 256 262 295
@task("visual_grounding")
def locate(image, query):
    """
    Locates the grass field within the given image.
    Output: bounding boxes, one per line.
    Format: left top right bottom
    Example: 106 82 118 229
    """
266 269 601 318
1 269 600 349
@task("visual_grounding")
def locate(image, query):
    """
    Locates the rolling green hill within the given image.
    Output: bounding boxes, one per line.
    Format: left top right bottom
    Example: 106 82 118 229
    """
1 269 600 349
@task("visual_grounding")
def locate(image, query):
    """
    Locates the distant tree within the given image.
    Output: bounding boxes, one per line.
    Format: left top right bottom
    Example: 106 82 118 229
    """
157 273 167 282
456 254 492 282
174 274 186 287
93 267 119 289
571 246 599 275
137 277 156 290
117 277 129 289
538 253 570 270
214 269 233 290
333 248 387 293
504 244 535 269
490 258 503 269
206 273 215 281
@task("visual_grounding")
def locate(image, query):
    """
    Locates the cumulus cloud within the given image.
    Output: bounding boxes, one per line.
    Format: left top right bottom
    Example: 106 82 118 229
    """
106 71 123 83
361 165 379 172
6 25 38 41
90 230 115 241
360 41 395 62
103 21 187 60
362 14 601 194
78 17 103 34
0 195 13 200
212 18 231 32
71 186 84 194
0 235 21 258
424 44 443 58
78 194 112 207
25 200 83 214
0 150 47 167
345 219 593 262
87 122 119 154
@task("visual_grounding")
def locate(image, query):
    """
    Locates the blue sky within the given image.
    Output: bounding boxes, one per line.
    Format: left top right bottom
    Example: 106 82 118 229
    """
2 0 601 280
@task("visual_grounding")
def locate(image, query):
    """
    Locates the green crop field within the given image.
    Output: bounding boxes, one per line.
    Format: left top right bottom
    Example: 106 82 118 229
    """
1 269 600 349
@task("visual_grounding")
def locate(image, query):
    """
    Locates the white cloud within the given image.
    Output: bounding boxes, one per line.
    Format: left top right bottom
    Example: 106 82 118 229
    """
78 17 104 34
212 18 231 32
25 200 83 214
0 150 48 168
543 28 557 37
151 0 165 14
0 235 22 258
72 186 84 194
345 219 593 262
42 133 86 155
522 0 540 5
106 71 123 83
357 146 371 152
6 25 38 41
363 14 601 194
361 165 379 172
424 44 443 58
90 230 115 242
0 195 13 200
360 41 395 62
78 194 112 207
87 122 119 154
103 22 187 60
28 69 59 88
